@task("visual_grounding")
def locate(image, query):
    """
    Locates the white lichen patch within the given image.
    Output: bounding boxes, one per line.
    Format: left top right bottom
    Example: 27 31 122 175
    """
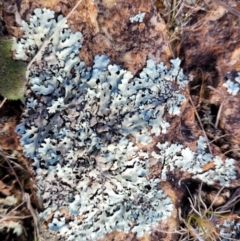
223 72 240 96
130 11 146 23
152 136 236 186
14 8 187 240
0 221 23 236
217 219 240 240
0 195 23 236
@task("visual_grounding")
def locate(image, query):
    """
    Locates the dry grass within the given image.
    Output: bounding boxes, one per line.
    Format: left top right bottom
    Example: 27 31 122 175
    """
177 183 240 241
158 0 240 57
0 148 40 241
154 182 240 241
157 0 211 57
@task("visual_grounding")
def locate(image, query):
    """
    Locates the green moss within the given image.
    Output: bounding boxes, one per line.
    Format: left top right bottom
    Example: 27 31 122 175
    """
0 38 26 100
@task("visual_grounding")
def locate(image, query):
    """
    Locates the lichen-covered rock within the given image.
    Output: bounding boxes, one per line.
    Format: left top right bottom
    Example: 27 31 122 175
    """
13 4 240 241
19 0 171 74
14 8 186 241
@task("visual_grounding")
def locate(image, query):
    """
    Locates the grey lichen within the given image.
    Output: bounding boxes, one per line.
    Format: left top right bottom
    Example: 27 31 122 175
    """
217 219 240 240
13 7 238 241
13 8 187 240
130 12 146 23
152 136 236 186
223 72 240 96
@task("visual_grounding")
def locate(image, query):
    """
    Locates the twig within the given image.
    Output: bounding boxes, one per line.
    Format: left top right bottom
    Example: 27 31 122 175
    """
0 215 32 222
207 183 227 212
207 85 228 128
24 193 40 240
208 134 230 144
9 159 31 176
0 199 31 223
0 148 24 195
218 187 240 212
180 182 240 241
188 83 213 156
207 85 225 96
189 225 205 241
2 151 31 176
215 100 224 128
0 148 41 239
211 0 240 18
223 148 240 155
0 200 26 222
0 97 7 108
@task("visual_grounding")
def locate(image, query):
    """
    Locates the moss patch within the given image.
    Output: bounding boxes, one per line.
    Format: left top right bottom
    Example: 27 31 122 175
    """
0 38 26 100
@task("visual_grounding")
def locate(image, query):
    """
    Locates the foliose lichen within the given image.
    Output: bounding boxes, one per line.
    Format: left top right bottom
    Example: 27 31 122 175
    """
223 72 240 96
13 8 187 240
152 136 236 186
13 7 237 241
217 219 240 240
130 11 146 23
